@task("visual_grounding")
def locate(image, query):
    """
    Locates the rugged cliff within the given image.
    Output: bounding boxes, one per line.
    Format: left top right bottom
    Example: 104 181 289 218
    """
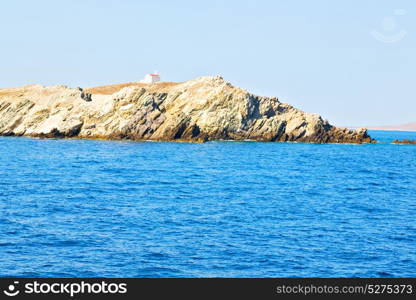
0 76 373 143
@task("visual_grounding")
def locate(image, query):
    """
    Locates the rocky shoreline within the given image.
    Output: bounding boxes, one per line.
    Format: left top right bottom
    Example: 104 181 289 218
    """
0 76 374 144
392 139 416 145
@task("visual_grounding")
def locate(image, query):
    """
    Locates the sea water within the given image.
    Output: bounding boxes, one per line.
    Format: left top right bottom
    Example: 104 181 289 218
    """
0 130 415 277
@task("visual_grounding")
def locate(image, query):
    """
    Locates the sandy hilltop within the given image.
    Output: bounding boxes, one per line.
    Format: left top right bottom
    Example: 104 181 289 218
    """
0 76 373 143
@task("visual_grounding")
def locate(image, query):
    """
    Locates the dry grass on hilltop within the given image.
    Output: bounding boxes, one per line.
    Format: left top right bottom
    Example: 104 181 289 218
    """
85 81 181 95
0 82 181 98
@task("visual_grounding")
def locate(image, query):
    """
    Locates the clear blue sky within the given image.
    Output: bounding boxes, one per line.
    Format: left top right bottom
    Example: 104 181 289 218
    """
1 0 414 126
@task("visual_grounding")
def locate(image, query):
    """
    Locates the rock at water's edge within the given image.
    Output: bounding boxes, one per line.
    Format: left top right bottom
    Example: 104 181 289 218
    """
0 76 374 144
392 139 416 145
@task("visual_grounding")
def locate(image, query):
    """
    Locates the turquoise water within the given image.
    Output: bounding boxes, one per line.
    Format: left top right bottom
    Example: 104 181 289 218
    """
0 130 415 277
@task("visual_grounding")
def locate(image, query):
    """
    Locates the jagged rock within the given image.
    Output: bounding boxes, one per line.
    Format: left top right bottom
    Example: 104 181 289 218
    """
0 76 374 144
80 91 92 102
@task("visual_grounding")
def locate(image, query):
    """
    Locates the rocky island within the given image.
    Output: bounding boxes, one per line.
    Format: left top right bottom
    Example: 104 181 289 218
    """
392 139 416 145
0 76 373 144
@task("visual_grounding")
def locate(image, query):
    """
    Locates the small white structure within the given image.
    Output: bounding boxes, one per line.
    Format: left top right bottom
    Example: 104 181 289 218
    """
140 73 161 83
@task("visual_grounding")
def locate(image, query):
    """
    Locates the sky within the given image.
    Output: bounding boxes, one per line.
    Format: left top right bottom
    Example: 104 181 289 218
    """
1 0 414 126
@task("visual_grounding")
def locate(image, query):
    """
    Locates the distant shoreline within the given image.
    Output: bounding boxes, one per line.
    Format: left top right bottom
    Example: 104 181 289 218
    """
366 128 416 132
348 123 416 132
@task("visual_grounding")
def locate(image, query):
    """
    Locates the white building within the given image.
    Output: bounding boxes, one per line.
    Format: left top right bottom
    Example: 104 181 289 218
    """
140 73 161 83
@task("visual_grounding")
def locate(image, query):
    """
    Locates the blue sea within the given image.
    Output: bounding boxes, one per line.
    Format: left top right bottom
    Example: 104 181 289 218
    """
0 130 415 278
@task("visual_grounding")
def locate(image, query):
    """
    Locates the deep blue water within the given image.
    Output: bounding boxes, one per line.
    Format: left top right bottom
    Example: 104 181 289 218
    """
0 130 415 278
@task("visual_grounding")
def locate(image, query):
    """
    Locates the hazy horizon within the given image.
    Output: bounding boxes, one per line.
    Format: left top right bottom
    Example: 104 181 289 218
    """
1 0 414 127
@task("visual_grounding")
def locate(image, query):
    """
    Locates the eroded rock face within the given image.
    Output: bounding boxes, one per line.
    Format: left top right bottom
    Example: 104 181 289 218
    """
0 76 374 143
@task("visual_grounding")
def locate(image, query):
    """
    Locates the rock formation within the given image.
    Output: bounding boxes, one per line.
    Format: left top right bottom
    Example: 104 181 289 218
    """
0 76 373 143
392 139 416 145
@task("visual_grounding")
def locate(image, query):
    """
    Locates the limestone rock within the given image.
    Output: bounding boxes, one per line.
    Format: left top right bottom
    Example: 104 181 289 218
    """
0 76 374 144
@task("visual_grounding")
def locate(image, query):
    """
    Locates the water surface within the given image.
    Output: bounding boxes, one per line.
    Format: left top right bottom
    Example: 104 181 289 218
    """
0 130 415 277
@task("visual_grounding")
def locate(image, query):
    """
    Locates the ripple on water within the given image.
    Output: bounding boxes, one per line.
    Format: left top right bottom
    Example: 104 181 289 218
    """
0 131 415 277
